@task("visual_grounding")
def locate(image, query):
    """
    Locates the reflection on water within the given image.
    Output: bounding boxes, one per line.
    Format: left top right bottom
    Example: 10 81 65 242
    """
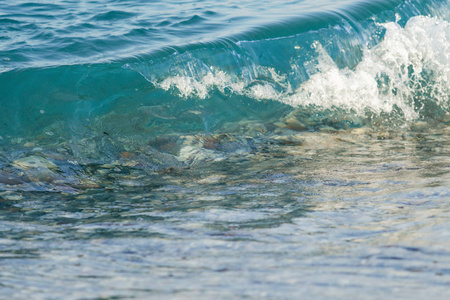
1 127 450 299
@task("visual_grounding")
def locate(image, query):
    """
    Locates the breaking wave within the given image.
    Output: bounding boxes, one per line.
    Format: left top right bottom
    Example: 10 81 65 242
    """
0 0 449 168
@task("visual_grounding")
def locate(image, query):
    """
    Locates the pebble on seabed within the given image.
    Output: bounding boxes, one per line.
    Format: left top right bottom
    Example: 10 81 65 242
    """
11 156 60 183
198 175 227 184
283 116 306 131
410 121 429 132
273 134 305 145
12 156 58 171
23 142 36 148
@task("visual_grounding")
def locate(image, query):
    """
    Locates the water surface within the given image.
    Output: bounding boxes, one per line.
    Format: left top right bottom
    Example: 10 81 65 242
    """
1 0 450 298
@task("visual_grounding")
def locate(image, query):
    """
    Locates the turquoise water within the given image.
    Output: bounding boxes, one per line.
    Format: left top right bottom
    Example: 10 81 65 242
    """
1 0 450 298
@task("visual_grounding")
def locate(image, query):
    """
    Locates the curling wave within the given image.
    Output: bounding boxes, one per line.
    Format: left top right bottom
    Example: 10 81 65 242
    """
0 0 449 156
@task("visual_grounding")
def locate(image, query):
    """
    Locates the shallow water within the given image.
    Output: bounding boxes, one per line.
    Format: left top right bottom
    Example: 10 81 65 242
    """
1 0 450 298
1 127 450 299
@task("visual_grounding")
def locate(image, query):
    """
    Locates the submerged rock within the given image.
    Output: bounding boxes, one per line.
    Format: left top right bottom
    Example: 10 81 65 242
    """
375 131 390 140
120 152 136 159
76 179 100 189
197 175 227 184
273 134 305 146
410 121 429 132
12 156 60 183
351 127 372 135
13 156 58 171
0 170 30 185
201 133 235 150
0 191 23 201
23 142 36 148
284 116 306 131
149 135 183 156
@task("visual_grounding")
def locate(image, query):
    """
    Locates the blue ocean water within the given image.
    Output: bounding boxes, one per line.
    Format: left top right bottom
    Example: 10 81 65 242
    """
1 0 450 298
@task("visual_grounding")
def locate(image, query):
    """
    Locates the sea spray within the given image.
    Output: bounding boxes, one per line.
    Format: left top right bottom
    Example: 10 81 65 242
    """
285 16 450 120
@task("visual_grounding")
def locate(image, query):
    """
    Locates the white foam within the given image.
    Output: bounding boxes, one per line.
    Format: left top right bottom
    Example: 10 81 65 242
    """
284 16 450 119
158 70 245 99
151 15 450 120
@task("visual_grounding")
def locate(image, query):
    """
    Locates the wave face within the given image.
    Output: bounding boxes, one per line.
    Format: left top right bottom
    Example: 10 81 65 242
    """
0 0 449 169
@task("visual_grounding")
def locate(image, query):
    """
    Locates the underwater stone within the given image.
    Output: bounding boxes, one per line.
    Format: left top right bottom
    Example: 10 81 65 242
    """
351 127 372 135
0 171 30 185
375 132 390 140
77 179 100 189
149 135 183 155
120 152 136 159
23 142 36 148
284 117 306 131
13 156 58 171
11 156 60 183
273 134 305 145
100 163 117 169
178 137 226 165
198 175 227 184
410 121 429 132
0 191 23 201
121 160 140 167
202 134 235 150
118 179 144 187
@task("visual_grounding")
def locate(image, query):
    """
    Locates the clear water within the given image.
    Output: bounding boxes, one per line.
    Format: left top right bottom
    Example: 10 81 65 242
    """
1 0 450 299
